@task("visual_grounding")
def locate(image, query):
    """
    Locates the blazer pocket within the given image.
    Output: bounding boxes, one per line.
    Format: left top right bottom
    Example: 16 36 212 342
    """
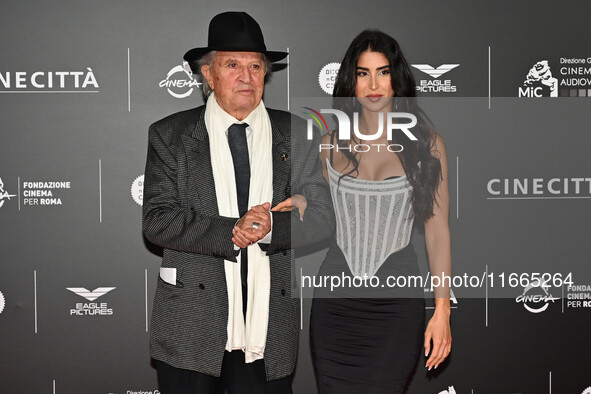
159 267 184 288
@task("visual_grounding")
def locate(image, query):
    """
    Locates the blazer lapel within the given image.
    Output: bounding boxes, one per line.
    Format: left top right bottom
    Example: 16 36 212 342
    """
181 109 220 216
269 113 291 207
181 107 291 214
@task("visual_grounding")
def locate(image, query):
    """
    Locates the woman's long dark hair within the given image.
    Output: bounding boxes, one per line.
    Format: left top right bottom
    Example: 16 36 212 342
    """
332 29 442 222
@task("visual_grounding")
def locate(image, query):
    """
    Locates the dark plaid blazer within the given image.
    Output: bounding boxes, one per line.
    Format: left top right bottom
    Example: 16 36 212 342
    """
142 105 334 380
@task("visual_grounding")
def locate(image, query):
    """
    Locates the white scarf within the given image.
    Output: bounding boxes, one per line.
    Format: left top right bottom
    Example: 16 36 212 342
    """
205 93 273 363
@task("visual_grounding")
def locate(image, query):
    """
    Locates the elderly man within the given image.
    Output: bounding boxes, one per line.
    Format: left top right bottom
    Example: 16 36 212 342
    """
142 11 333 394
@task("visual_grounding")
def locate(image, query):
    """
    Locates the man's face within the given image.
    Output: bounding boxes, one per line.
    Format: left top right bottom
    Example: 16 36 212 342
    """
201 51 266 120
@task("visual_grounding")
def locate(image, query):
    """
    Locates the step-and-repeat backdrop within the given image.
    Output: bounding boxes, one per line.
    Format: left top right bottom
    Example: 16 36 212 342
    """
1 1 590 393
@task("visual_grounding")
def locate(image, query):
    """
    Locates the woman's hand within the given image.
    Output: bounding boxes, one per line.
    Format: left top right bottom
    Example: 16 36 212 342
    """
271 194 308 220
424 306 452 371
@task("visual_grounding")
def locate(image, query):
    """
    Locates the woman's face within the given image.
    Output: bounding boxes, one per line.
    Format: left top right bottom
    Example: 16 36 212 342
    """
354 50 395 112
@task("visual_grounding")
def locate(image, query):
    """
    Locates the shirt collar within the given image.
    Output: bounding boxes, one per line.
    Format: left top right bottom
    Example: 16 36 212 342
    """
207 92 265 133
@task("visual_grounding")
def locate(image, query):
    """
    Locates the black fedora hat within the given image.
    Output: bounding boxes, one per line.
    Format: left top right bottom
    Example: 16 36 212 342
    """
183 12 288 67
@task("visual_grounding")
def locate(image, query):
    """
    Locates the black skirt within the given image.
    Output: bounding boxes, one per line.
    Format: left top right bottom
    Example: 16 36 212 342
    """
310 241 426 393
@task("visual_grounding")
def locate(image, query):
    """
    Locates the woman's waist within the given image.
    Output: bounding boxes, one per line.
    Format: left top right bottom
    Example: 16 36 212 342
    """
322 238 419 274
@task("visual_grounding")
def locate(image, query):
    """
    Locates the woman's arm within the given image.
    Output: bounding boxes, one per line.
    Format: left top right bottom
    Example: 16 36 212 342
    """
271 131 333 217
423 132 452 371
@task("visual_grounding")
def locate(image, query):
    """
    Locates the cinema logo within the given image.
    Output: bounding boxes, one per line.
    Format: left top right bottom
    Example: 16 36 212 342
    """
0 68 99 92
22 180 72 206
0 177 16 209
487 177 591 199
519 58 591 97
516 283 558 314
159 62 201 99
412 64 459 94
304 107 418 153
565 284 591 309
67 287 115 316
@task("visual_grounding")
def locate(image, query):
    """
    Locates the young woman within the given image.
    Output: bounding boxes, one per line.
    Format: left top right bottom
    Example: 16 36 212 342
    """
309 30 452 393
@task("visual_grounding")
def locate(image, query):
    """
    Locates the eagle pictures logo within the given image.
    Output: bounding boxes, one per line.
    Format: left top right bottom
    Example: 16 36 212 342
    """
67 287 116 316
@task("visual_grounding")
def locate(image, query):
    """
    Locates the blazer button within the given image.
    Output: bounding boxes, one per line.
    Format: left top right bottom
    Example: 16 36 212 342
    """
281 289 286 296
199 283 205 290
